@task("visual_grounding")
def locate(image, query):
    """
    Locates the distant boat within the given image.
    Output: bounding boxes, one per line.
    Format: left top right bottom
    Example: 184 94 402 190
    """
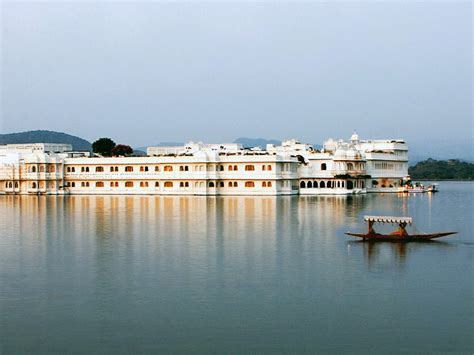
427 183 439 193
345 215 456 241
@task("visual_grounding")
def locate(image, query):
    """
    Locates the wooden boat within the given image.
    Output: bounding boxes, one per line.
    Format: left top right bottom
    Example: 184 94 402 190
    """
345 216 456 241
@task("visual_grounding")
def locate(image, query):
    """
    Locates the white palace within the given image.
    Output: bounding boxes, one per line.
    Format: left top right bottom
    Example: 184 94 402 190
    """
0 134 409 196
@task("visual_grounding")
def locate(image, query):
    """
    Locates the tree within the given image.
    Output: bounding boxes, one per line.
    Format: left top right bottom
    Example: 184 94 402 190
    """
112 144 134 157
92 138 116 156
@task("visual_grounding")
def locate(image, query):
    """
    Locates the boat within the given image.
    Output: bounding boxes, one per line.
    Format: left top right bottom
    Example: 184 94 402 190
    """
427 183 439 193
345 215 456 241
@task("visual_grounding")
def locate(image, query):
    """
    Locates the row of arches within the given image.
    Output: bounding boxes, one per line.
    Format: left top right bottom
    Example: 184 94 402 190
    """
300 180 363 189
29 165 55 173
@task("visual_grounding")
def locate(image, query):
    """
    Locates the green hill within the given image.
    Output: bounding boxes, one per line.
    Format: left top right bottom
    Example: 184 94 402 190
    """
0 130 91 151
408 159 474 180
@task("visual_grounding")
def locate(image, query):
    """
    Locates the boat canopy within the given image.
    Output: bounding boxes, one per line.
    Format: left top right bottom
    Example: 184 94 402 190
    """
364 216 412 224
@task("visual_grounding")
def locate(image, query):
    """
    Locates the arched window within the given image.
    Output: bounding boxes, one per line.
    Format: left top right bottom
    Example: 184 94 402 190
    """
320 181 325 188
50 166 55 172
262 181 267 187
219 181 224 187
155 166 160 172
81 167 85 172
245 165 255 171
267 181 272 187
110 166 114 172
342 181 345 188
347 163 354 171
155 182 160 187
86 167 89 172
228 181 233 187
14 182 18 188
179 166 184 171
185 182 189 187
262 165 266 171
39 166 44 172
245 181 255 188
209 182 215 187
164 181 173 188
229 165 233 171
267 165 272 171
96 166 104 172
337 181 340 188
164 166 173 172
184 166 189 171
110 182 114 187
300 181 306 188
313 181 318 188
361 181 365 188
180 182 184 187
219 165 224 171
86 182 90 187
233 165 238 171
125 166 133 172
114 167 118 172
71 182 75 187
32 182 37 188
67 167 71 172
321 163 327 170
141 182 145 187
233 182 238 187
96 182 104 187
8 182 12 188
125 181 134 187
140 166 144 172
71 167 75 172
31 166 36 173
307 181 312 188
81 182 85 187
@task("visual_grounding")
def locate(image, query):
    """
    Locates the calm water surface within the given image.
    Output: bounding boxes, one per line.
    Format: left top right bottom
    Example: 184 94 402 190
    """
0 182 473 353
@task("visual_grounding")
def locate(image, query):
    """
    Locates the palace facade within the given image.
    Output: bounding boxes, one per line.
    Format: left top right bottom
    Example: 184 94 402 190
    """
0 134 409 196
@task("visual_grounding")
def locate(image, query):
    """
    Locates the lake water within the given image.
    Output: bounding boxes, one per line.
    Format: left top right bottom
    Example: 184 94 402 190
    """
0 182 472 353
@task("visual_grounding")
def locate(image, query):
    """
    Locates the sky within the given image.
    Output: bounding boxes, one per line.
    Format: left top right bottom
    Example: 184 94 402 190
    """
1 1 472 147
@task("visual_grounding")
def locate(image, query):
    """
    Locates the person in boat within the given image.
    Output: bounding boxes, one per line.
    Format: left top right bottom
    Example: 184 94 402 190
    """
390 222 409 237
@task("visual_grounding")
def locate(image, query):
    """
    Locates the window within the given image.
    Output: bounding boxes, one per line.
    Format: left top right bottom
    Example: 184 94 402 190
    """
245 165 255 171
96 182 104 187
86 167 90 172
233 165 238 171
110 182 114 187
321 163 327 171
180 166 184 171
39 166 45 172
155 166 160 172
233 182 238 187
267 181 272 187
313 181 318 188
115 182 118 187
114 167 118 172
164 166 173 172
262 165 266 171
245 181 255 188
140 181 148 187
32 182 37 188
31 166 36 173
209 182 215 187
347 163 354 171
219 165 224 171
164 181 173 188
140 166 149 172
125 181 134 187
81 182 85 187
185 166 189 171
180 182 184 187
125 166 133 172
228 182 233 187
185 182 189 187
262 181 267 187
71 182 75 187
300 181 306 188
71 167 75 172
229 165 233 171
110 166 114 172
96 166 104 172
320 181 325 188
307 181 312 188
86 182 90 187
267 165 272 171
50 166 55 172
67 167 71 172
155 182 160 187
219 181 224 187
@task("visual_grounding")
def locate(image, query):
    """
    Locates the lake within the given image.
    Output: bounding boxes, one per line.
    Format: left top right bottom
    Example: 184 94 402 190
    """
0 181 472 353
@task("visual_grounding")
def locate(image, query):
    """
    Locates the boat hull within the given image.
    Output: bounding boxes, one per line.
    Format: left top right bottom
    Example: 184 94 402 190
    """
345 232 456 241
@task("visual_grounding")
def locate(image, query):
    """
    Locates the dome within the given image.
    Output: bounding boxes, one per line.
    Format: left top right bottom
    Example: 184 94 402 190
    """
350 132 359 142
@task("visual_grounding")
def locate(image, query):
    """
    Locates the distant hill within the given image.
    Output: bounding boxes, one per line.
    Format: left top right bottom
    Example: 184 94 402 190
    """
408 159 474 180
0 130 91 151
408 138 473 165
233 137 281 148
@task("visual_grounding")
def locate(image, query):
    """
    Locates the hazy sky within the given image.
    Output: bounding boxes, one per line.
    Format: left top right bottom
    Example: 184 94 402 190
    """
1 1 472 146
